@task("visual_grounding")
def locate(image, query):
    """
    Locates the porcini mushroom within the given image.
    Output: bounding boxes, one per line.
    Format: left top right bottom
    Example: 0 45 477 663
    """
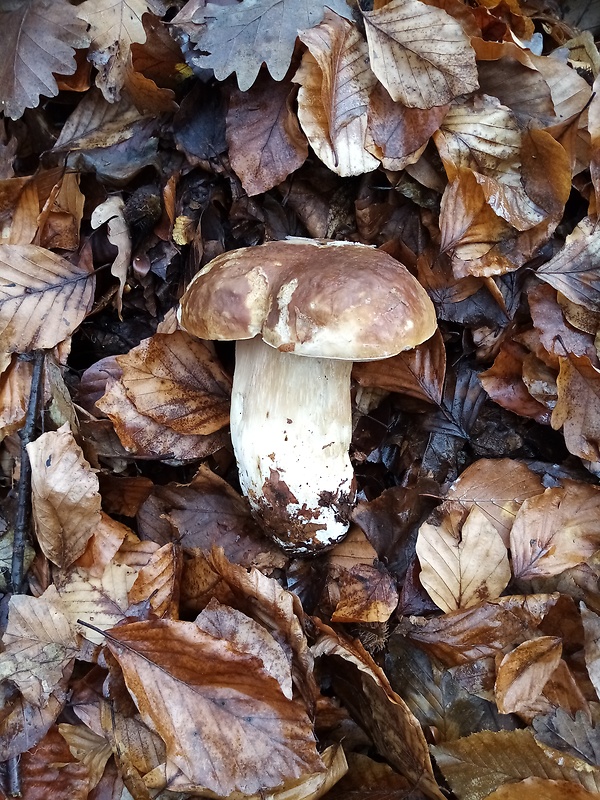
179 239 436 553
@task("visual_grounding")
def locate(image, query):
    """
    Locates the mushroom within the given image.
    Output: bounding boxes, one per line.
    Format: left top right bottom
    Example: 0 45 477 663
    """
178 239 436 553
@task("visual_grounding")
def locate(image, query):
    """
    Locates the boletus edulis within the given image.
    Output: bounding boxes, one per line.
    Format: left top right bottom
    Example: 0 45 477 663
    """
178 239 437 553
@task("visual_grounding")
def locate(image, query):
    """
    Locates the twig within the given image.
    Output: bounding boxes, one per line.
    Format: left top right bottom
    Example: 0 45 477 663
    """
11 350 45 594
6 350 44 799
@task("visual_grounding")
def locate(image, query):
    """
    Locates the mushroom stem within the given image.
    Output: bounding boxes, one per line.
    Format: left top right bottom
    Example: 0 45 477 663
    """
230 336 355 551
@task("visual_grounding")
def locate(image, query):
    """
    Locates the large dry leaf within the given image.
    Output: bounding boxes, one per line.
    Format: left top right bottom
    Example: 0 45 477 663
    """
494 637 562 716
105 619 324 795
352 329 446 405
485 778 600 800
445 458 544 546
77 0 166 102
405 594 559 666
510 481 600 580
227 75 308 196
537 217 600 311
552 354 600 462
0 586 78 707
361 0 478 109
182 0 353 91
432 729 600 800
0 0 89 120
416 505 511 612
476 57 556 127
0 244 95 353
294 11 379 176
27 425 102 569
96 376 229 462
117 331 231 435
313 627 444 800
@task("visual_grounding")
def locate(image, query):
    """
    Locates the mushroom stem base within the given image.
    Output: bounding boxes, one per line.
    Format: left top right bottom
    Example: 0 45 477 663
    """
231 337 355 552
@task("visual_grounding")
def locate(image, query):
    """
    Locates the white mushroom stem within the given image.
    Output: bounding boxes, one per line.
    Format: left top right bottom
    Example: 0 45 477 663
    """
230 336 355 552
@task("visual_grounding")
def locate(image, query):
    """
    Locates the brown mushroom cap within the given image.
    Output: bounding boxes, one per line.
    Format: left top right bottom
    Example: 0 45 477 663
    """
179 239 437 360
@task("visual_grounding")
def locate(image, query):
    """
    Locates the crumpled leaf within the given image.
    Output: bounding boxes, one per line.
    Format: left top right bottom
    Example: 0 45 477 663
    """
537 217 600 311
331 562 399 624
116 331 231 435
361 0 478 109
27 425 102 569
0 586 79 707
181 0 353 91
510 481 600 580
416 505 511 612
0 0 89 120
77 0 166 102
494 637 562 716
552 353 600 462
227 75 308 196
0 244 95 353
294 11 379 177
432 729 600 800
104 618 324 795
58 723 113 790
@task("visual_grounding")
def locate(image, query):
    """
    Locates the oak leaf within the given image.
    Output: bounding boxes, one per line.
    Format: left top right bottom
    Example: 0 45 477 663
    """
361 0 478 109
294 11 378 177
182 0 353 91
0 0 89 120
105 618 324 794
27 425 102 569
0 244 95 353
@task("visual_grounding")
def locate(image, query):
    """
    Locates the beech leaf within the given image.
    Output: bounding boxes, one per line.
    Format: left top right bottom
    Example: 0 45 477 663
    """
183 0 353 91
552 353 600 462
0 244 95 353
494 637 562 715
361 0 478 109
416 505 511 613
105 618 324 795
27 425 102 569
0 0 89 120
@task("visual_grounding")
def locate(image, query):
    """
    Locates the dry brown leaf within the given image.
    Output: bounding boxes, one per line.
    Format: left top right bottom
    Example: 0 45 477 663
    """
405 594 560 665
432 729 600 800
117 331 231 435
331 563 399 624
362 0 478 109
476 56 556 127
128 542 182 619
0 244 95 353
352 329 446 405
195 598 293 699
74 512 131 577
538 217 600 311
0 686 66 761
90 195 131 313
38 172 85 251
15 725 91 800
581 604 600 701
77 0 165 102
227 75 308 196
510 481 600 580
0 354 31 442
528 282 598 363
27 425 102 569
0 586 79 707
495 636 562 715
58 723 112 789
552 354 600 462
416 505 510 612
96 376 229 461
105 618 324 795
365 84 448 170
486 777 600 800
0 0 90 120
294 11 378 177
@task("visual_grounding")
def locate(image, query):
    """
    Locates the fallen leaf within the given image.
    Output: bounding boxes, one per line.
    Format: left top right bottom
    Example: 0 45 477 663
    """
15 725 91 800
58 723 113 789
117 331 231 435
294 11 379 177
510 481 600 580
485 777 600 800
27 425 102 569
0 0 89 120
416 505 511 612
361 0 478 108
0 244 95 353
105 618 324 795
552 353 600 462
581 604 600 701
128 542 182 619
0 686 67 761
227 75 308 196
495 637 562 715
90 196 131 313
534 708 600 767
331 562 399 624
0 354 31 442
182 0 353 91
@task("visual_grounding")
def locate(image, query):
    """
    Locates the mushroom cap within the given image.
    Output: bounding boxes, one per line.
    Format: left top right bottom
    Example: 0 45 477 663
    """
179 239 437 360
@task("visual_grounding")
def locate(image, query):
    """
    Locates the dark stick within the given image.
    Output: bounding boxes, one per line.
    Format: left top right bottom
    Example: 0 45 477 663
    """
6 349 44 798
